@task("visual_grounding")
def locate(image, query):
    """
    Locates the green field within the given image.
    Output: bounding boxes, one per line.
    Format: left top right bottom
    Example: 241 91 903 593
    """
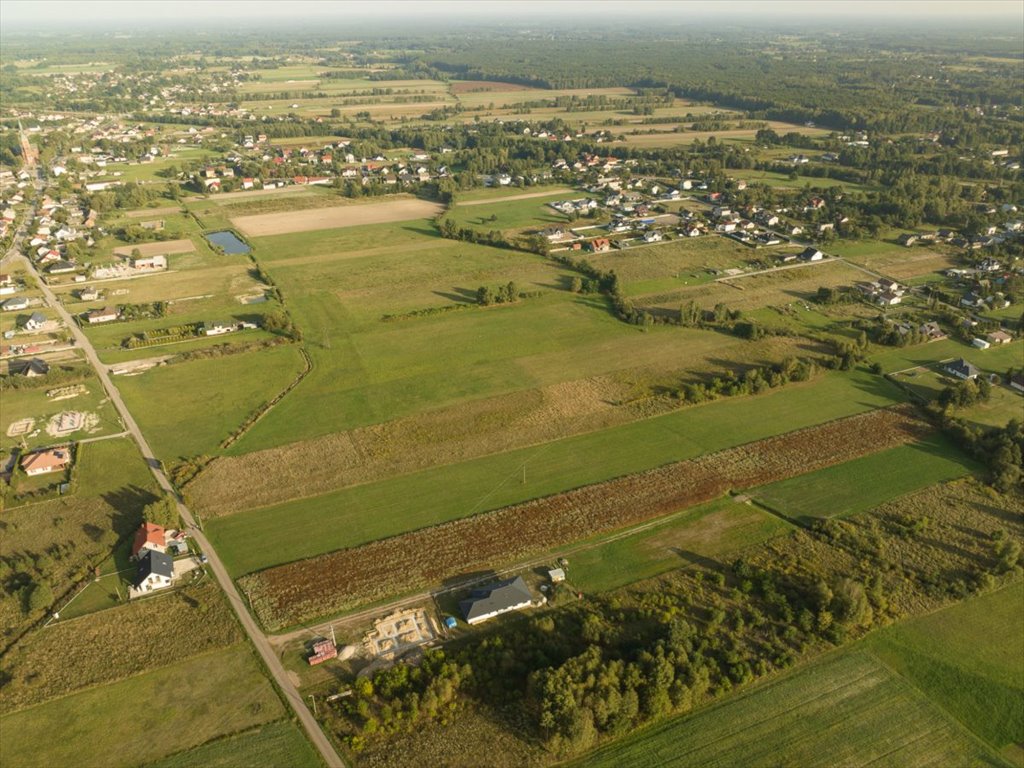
568 496 794 593
577 649 1002 768
445 192 574 231
0 645 284 768
750 435 979 521
865 581 1024 756
207 368 905 577
144 720 322 768
115 344 307 461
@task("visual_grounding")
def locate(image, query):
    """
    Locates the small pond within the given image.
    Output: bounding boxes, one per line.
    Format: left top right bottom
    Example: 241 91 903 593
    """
206 230 250 254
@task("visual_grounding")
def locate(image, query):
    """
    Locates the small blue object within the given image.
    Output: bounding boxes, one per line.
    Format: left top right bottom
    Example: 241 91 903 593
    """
444 616 457 629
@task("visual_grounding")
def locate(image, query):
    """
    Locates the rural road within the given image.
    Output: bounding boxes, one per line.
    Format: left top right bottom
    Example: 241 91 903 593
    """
4 177 346 768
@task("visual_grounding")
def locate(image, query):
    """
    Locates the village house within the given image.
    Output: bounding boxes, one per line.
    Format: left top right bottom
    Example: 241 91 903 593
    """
20 446 71 476
588 238 611 253
799 247 824 262
86 306 120 324
130 254 167 270
1010 372 1024 394
460 576 534 625
131 522 167 559
22 311 47 331
2 296 29 311
134 550 174 594
945 358 980 380
986 330 1013 345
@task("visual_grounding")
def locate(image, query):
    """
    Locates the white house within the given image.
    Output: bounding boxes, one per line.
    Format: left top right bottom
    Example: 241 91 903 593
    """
460 577 534 625
133 550 173 593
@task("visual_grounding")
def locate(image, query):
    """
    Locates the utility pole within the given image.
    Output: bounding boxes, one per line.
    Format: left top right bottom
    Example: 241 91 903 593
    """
330 623 337 647
522 463 527 485
309 695 318 717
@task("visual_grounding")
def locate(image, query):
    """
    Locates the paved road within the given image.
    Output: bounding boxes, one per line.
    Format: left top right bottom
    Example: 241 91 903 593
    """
2 187 345 768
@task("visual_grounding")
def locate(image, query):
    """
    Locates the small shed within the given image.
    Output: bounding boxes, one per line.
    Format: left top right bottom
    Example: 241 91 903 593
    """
548 568 566 583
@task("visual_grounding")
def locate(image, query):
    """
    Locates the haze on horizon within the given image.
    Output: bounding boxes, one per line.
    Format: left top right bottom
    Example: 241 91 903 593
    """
1 0 1022 34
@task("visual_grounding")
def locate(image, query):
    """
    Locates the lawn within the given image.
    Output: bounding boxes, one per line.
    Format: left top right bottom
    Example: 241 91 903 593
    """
0 645 284 768
567 496 794 593
207 368 905 577
576 649 1001 768
865 582 1024 756
115 343 307 461
144 721 322 768
445 192 575 232
749 434 979 522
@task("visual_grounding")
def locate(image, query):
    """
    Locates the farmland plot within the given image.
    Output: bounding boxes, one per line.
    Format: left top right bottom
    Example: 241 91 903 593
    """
240 406 929 629
231 198 445 236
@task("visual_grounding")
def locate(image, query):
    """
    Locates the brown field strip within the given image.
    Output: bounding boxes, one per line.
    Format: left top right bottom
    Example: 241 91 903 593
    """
457 188 576 206
123 206 185 219
112 238 195 257
240 406 929 629
231 198 445 236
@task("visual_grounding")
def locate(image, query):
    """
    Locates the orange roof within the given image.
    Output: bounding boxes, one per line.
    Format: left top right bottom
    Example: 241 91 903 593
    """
20 448 70 474
131 522 166 558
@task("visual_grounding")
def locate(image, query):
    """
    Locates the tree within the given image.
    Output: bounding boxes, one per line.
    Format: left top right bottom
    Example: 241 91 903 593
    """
476 285 494 306
143 495 179 529
25 580 53 614
570 276 583 293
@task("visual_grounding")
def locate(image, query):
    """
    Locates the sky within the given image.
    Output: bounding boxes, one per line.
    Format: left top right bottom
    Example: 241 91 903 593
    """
1 0 1022 31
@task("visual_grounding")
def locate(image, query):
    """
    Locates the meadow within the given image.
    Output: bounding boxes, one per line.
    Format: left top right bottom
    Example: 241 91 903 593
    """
576 650 1001 768
566 496 794 593
750 434 979 522
206 368 906 578
144 721 323 768
0 646 285 768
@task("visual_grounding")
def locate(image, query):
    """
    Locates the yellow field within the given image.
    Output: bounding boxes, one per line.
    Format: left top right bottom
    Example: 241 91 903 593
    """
231 198 445 236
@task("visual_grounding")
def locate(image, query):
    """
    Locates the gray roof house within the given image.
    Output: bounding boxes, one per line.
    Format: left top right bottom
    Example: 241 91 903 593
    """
945 358 980 380
134 549 174 592
460 576 534 625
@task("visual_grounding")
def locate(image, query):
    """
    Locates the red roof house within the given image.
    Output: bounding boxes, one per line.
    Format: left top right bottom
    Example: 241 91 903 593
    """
131 522 167 559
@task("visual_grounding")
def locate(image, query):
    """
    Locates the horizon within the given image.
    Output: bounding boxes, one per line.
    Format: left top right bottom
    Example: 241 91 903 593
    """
2 0 1023 34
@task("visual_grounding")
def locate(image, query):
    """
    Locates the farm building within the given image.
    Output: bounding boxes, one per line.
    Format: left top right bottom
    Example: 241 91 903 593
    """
548 568 566 583
972 338 991 350
1011 373 1024 393
134 550 174 593
20 447 71 476
307 638 338 666
131 522 167 559
945 358 980 380
2 296 29 311
460 576 534 625
46 260 76 275
203 321 236 336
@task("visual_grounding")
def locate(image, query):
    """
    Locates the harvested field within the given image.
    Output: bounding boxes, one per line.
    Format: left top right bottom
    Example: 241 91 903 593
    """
231 199 445 236
112 239 195 257
450 80 534 94
188 376 646 517
240 406 930 629
867 250 960 281
457 188 576 206
123 206 184 219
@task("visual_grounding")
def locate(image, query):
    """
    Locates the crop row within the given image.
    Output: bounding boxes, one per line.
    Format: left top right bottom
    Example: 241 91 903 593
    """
240 406 930 630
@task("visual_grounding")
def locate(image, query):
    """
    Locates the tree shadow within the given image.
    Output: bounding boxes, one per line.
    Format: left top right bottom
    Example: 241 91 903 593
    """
101 485 161 536
432 287 478 304
669 547 726 573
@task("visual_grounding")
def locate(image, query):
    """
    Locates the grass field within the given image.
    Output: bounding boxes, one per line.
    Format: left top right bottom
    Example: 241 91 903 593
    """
577 648 1003 768
750 434 979 522
144 721 322 768
865 582 1024 756
567 496 794 593
207 368 905 577
445 192 575 232
115 344 306 461
0 378 123 452
0 645 284 768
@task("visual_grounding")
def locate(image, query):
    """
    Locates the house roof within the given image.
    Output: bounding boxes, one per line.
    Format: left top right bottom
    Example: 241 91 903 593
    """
131 522 166 558
460 576 533 622
135 549 173 585
20 447 70 473
946 358 980 377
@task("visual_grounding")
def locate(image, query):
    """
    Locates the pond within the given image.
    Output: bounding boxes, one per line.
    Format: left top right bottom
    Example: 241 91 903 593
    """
206 230 250 254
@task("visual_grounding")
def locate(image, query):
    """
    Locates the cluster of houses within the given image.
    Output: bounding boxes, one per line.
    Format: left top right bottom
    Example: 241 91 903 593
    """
899 220 1023 251
857 277 907 307
129 521 191 595
26 194 94 279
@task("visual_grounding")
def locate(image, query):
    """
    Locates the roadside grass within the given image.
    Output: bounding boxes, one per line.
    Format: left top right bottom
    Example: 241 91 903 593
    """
115 344 307 461
567 496 794 593
0 582 241 713
0 645 284 768
864 581 1024 753
749 434 980 522
207 368 905 577
575 649 1001 768
143 721 322 768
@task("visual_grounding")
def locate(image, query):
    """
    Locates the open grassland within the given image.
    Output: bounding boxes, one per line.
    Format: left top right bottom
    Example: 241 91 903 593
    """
865 582 1024 755
874 338 1024 374
144 721 322 768
0 645 284 768
238 406 928 628
116 344 306 461
636 259 869 313
618 121 829 148
445 193 572 231
568 497 795 593
0 582 241 714
0 438 159 650
750 434 979 522
456 187 578 205
206 367 905 572
232 198 445 236
576 650 1001 768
